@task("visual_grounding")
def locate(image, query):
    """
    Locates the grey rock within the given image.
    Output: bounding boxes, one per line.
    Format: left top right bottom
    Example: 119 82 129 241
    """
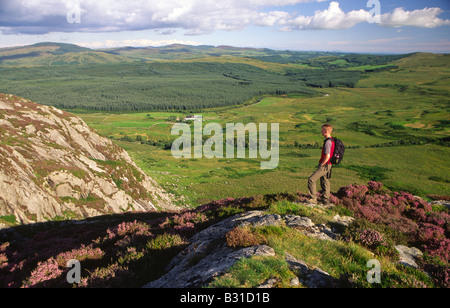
144 210 344 288
284 215 339 241
307 268 333 288
144 211 280 288
290 277 300 287
332 214 355 227
395 245 423 269
285 253 310 276
285 215 315 229
430 200 450 210
284 253 334 288
257 278 278 288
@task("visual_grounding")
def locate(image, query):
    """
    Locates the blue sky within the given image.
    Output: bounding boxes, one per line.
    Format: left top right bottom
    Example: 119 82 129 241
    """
0 0 449 53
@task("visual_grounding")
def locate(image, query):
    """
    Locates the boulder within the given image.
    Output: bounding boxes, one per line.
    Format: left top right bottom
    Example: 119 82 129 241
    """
395 245 423 269
285 215 315 228
332 214 355 227
285 253 334 288
285 215 337 241
144 211 282 288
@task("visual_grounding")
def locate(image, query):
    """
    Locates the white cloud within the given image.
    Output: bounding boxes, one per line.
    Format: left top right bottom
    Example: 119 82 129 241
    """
281 1 370 30
256 11 291 27
380 7 450 28
279 2 450 31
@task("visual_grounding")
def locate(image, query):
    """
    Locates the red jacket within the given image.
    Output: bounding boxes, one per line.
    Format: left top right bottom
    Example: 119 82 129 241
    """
320 137 335 165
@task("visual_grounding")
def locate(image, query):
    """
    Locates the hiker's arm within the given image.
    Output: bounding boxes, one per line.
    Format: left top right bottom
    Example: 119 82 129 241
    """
319 154 330 166
319 139 332 166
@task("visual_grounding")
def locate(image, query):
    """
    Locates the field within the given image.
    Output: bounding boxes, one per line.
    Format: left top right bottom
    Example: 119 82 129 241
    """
75 53 450 207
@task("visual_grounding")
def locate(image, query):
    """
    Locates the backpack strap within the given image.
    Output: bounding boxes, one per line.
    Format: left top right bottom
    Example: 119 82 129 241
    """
323 137 334 146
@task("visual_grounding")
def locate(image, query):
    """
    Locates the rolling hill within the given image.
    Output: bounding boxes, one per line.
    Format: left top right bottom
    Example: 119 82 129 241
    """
1 42 408 67
0 42 133 66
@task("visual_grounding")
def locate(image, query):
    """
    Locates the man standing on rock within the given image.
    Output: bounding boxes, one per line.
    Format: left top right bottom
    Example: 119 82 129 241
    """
308 124 335 205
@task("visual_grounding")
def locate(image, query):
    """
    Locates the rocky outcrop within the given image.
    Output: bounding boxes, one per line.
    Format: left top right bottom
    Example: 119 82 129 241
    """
144 211 278 288
144 210 341 288
0 94 178 225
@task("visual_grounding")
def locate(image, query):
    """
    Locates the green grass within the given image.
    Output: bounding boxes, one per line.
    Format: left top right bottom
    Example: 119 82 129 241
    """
208 200 435 288
208 254 296 288
0 215 17 225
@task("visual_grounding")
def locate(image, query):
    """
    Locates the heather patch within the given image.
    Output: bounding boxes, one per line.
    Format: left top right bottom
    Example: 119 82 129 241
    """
334 182 449 287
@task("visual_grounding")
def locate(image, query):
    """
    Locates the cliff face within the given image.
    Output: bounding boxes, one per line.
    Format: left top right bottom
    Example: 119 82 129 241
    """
0 94 177 225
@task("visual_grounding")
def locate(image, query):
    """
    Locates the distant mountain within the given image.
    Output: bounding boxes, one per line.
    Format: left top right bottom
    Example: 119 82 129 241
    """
102 44 348 63
0 42 133 65
0 42 410 66
0 93 178 225
0 42 348 65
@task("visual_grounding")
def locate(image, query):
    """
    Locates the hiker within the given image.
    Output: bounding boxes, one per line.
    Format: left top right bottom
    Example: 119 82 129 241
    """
308 124 335 205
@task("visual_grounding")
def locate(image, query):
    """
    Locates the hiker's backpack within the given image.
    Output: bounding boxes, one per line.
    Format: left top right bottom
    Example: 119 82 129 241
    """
328 137 345 165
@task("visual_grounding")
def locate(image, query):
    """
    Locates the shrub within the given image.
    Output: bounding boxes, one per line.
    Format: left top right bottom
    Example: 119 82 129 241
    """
422 238 450 263
421 259 450 288
245 194 268 209
55 244 105 266
78 262 134 288
23 258 64 288
107 220 151 239
338 184 369 199
146 233 186 250
368 181 384 192
427 194 450 201
416 223 446 243
355 229 388 249
225 226 267 248
166 211 208 234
